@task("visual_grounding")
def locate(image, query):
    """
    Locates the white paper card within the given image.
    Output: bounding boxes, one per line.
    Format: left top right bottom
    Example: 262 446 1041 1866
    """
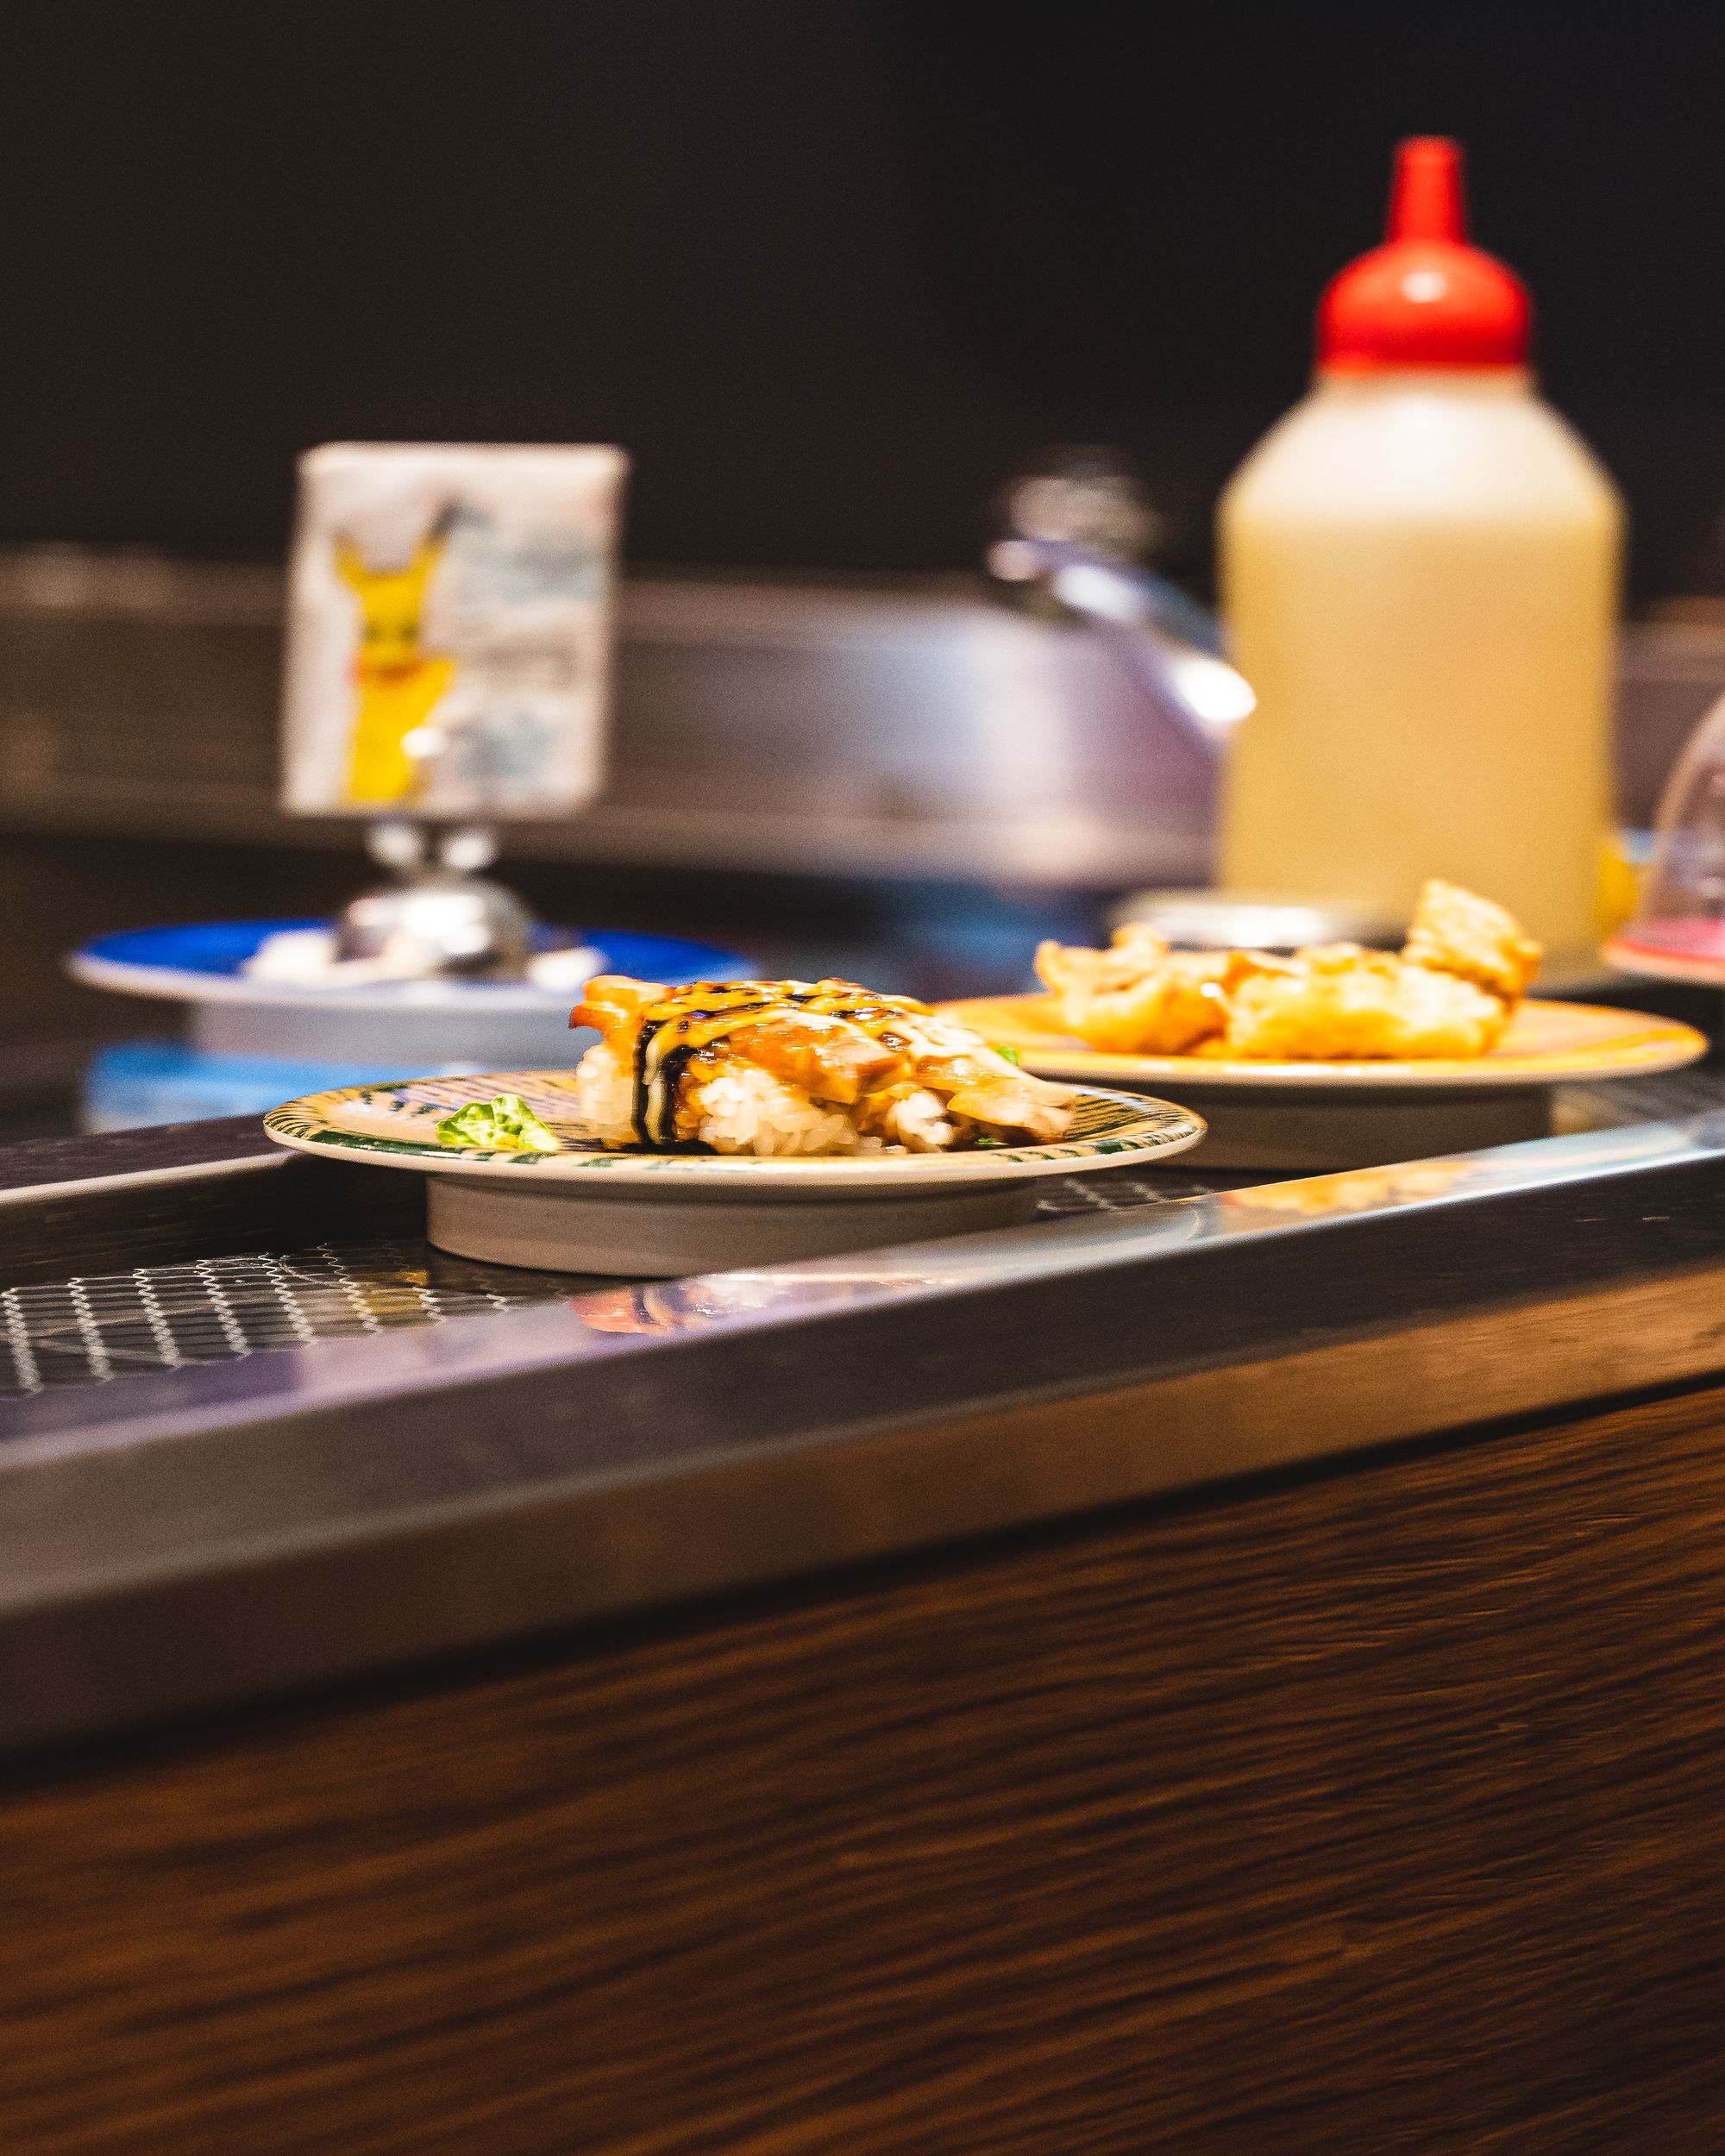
282 442 627 818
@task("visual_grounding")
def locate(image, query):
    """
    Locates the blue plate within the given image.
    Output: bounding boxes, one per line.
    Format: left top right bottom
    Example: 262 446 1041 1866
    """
74 919 752 987
73 921 762 1132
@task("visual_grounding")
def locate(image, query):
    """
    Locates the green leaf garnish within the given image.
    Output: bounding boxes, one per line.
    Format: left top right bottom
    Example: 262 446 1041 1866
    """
991 1043 1023 1066
436 1093 561 1152
974 1135 1002 1148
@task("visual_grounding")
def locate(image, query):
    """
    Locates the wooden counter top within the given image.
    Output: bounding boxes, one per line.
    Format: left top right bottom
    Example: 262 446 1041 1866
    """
8 1112 1725 2146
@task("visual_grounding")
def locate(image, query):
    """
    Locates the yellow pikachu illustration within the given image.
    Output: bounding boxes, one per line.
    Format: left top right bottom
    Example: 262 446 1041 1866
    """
333 508 457 805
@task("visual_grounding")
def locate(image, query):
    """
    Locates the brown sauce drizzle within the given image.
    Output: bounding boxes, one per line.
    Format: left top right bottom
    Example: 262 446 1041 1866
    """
629 981 932 1149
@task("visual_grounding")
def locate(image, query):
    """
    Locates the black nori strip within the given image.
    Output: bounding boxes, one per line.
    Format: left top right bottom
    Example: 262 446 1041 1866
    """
630 986 776 1148
630 1020 657 1146
647 1039 712 1149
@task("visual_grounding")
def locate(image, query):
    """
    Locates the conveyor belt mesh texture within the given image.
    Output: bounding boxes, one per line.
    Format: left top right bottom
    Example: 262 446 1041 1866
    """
9 1055 1722 1403
0 1174 1219 1400
0 1241 536 1398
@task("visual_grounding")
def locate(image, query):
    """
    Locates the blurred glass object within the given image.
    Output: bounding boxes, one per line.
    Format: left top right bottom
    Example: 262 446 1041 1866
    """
1001 448 1164 564
1606 693 1725 980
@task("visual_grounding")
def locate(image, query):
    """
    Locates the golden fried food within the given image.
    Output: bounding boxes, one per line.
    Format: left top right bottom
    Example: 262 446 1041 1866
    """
1402 879 1542 1001
1220 946 1510 1060
1034 925 1230 1054
1034 882 1540 1062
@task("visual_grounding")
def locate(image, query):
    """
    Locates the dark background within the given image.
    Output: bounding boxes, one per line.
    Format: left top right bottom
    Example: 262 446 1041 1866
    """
0 0 1721 598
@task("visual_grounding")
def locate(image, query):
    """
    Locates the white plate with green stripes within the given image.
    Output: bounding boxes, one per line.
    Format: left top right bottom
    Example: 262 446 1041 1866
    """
263 1069 1205 1275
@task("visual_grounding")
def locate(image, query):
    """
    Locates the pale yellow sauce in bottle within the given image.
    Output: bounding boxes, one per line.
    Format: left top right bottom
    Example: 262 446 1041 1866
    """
1219 141 1624 964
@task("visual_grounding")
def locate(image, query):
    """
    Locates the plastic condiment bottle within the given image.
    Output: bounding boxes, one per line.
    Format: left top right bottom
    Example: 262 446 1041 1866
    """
1218 137 1622 959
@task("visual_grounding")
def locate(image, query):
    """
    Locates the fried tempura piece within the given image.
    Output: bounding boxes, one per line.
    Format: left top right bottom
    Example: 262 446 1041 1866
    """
1035 924 1229 1054
1032 881 1538 1062
1220 945 1511 1060
1402 879 1541 1002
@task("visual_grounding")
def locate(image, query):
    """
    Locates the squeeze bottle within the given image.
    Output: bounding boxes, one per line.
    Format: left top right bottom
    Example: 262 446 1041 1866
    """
1217 138 1622 957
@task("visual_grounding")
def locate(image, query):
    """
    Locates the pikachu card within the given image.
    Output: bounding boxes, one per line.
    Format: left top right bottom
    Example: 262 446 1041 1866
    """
282 442 628 818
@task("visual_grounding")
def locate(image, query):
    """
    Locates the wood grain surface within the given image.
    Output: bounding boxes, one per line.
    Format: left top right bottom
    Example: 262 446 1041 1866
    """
7 1378 1725 2153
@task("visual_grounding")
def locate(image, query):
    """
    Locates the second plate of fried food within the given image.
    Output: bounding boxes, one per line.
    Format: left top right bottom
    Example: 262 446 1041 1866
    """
938 991 1705 1092
943 881 1706 1169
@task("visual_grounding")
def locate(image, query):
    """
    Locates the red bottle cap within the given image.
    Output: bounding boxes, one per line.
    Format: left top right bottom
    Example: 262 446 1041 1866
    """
1317 138 1530 372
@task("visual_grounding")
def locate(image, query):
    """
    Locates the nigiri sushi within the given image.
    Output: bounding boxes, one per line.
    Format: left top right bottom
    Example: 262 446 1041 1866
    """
571 976 1078 1156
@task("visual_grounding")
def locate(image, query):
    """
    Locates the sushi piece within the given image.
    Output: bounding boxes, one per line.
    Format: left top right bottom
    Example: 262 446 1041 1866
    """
571 976 1079 1156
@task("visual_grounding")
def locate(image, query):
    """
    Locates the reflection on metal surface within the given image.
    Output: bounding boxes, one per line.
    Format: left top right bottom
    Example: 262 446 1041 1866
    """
0 1172 1220 1398
1219 1161 1476 1217
574 1273 925 1336
6 1110 1725 1442
562 1112 1725 1329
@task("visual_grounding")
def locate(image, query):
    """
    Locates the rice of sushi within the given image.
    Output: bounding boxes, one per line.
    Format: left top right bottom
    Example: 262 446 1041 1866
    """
574 1040 960 1156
